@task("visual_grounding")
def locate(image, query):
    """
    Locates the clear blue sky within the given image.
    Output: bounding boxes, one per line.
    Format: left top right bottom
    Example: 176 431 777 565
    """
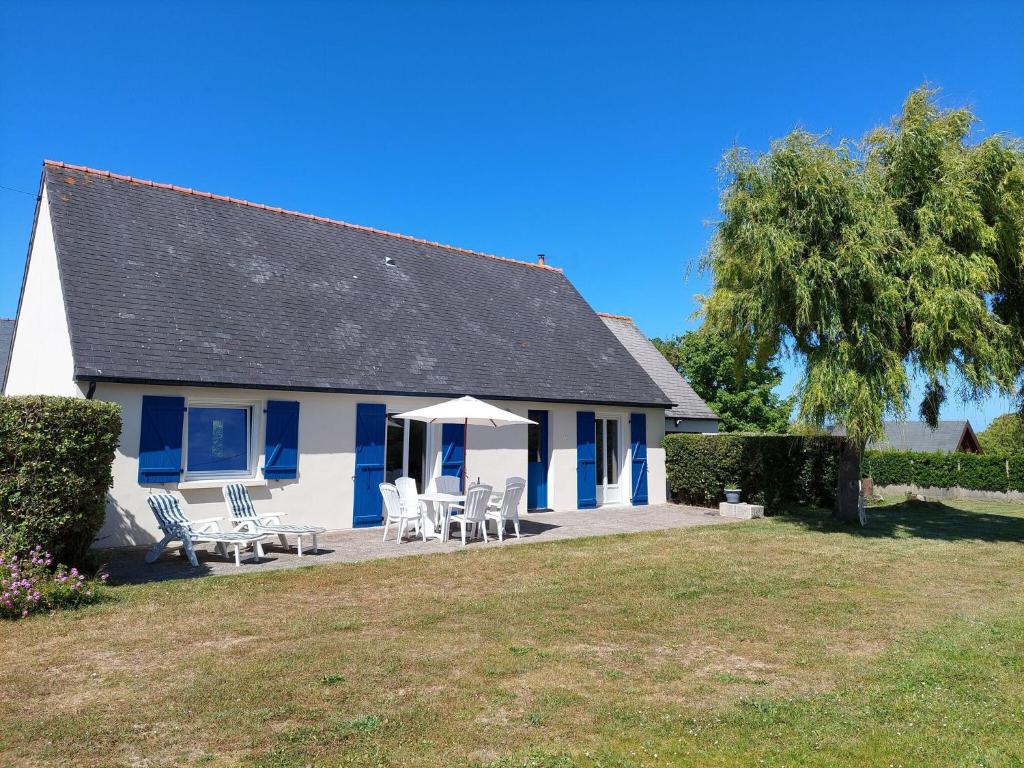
1 1 1022 428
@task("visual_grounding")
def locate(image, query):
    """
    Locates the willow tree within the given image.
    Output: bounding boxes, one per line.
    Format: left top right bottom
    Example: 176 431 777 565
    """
702 86 1024 521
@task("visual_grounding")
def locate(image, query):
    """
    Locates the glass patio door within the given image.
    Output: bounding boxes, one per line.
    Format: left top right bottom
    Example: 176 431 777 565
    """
385 413 427 491
595 417 622 505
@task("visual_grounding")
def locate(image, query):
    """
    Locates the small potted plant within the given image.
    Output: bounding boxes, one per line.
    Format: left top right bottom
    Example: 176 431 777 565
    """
724 481 742 504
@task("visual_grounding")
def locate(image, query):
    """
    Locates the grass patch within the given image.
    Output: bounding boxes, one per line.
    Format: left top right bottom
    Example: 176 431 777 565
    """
2 498 1024 766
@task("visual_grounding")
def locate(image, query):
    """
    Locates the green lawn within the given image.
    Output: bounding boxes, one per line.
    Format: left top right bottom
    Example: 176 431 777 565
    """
3 498 1024 767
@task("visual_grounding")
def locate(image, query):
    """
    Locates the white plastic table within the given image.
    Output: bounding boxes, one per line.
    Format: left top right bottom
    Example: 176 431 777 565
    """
417 491 465 542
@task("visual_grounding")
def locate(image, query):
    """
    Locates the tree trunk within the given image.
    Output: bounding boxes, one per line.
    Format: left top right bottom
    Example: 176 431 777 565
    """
833 439 862 523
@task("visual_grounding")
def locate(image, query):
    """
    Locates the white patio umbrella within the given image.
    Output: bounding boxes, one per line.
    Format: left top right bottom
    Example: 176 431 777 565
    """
393 395 536 489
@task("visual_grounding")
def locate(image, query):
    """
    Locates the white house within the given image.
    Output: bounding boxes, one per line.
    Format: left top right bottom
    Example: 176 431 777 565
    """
3 161 712 548
597 313 719 434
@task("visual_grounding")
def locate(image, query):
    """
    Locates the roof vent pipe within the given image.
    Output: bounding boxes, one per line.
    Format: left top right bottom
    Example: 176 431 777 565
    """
537 254 545 267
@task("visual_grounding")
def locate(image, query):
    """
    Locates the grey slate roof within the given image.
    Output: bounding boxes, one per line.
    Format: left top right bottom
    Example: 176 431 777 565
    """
39 163 672 407
833 420 979 452
598 314 717 420
0 319 13 380
871 420 978 453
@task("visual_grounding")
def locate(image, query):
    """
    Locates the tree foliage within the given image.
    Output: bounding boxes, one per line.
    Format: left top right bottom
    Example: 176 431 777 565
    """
703 86 1024 455
652 329 793 432
978 413 1024 455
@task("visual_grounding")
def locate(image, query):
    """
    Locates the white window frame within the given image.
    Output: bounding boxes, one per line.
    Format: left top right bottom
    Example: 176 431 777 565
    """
595 414 624 506
385 412 433 491
182 398 263 482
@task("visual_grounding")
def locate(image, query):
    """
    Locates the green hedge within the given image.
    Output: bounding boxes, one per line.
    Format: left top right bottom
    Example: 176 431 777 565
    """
0 396 121 567
865 450 1024 493
663 433 845 510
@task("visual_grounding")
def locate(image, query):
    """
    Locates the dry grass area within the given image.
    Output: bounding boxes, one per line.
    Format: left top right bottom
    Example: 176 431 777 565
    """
3 498 1024 767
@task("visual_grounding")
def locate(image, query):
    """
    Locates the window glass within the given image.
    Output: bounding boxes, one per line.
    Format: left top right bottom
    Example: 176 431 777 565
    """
607 421 619 485
187 406 250 474
528 422 541 464
596 419 605 485
408 419 426 491
385 413 405 484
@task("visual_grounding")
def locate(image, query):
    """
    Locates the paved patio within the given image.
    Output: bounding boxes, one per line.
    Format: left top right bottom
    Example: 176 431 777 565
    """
104 503 735 584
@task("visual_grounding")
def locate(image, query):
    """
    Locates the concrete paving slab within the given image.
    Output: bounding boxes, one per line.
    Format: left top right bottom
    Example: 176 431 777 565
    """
104 503 737 584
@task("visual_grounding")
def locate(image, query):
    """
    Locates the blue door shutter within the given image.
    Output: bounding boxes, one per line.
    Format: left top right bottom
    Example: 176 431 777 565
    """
441 423 465 491
263 400 300 479
353 403 387 527
138 395 185 484
527 409 549 510
630 413 648 505
576 411 597 509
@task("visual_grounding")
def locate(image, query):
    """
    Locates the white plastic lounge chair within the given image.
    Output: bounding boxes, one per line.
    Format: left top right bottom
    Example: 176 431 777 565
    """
380 482 425 542
447 483 493 546
223 484 326 557
485 477 525 541
146 493 266 567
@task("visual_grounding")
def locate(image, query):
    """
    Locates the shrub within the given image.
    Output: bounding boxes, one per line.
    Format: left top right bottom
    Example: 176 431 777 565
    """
0 396 121 568
864 450 1022 492
663 433 844 510
0 544 107 619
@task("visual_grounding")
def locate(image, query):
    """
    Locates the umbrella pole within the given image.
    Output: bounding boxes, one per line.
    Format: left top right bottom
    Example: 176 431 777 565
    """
462 417 468 491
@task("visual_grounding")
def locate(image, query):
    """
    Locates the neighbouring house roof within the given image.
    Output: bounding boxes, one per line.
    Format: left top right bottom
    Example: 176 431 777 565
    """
597 313 717 421
31 161 672 408
0 318 13 379
834 420 980 453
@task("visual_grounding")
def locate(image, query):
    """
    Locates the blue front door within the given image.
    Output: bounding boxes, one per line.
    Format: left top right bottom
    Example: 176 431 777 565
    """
630 413 648 505
527 409 549 509
353 403 386 527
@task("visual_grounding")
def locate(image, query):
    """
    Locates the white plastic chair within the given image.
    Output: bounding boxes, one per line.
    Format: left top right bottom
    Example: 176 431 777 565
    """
447 483 493 546
396 477 425 521
146 493 265 567
222 483 326 557
486 477 525 541
429 475 461 495
380 482 424 542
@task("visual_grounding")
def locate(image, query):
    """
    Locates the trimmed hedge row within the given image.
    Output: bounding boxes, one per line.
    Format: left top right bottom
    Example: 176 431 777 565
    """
0 396 121 567
865 450 1024 492
663 433 845 510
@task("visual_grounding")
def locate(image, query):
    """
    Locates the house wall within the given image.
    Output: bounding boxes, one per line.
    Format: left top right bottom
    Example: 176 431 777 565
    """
93 382 667 548
665 417 719 434
4 186 81 397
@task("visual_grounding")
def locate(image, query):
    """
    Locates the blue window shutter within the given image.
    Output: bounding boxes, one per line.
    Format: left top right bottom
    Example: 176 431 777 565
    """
138 395 185 484
576 411 597 509
441 423 465 491
630 413 648 505
353 403 387 527
263 400 300 479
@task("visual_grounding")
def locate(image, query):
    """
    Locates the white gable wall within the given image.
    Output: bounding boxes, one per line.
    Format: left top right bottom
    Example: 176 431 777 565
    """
5 186 80 397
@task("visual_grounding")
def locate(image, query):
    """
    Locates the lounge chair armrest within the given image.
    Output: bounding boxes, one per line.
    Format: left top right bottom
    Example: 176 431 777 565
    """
188 516 223 526
256 514 284 525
